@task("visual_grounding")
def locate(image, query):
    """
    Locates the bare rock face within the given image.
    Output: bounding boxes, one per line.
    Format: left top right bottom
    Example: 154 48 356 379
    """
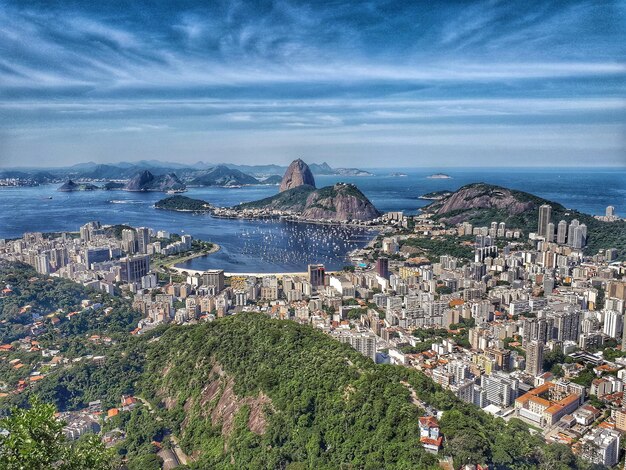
279 159 316 192
300 183 381 221
434 184 534 216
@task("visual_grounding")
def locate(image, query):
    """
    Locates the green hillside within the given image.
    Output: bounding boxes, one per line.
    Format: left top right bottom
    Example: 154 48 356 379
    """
429 183 626 258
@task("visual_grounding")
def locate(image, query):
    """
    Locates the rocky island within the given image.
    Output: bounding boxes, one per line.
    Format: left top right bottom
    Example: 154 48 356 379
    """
124 170 186 192
418 190 453 200
154 195 213 212
57 179 99 192
427 173 451 179
189 165 260 187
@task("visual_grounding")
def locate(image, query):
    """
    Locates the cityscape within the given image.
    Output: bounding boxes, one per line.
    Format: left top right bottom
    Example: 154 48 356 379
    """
1 1 625 469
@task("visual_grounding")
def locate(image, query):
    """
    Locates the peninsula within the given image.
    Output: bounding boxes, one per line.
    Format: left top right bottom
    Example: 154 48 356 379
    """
154 159 381 223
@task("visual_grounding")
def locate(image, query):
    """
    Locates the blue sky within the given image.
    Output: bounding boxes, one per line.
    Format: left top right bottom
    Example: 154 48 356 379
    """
0 0 624 168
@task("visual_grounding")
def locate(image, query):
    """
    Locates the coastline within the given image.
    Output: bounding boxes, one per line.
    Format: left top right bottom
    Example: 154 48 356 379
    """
160 206 383 229
158 243 222 270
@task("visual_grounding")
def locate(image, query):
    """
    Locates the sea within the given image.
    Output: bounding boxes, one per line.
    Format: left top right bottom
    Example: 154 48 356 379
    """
0 167 624 273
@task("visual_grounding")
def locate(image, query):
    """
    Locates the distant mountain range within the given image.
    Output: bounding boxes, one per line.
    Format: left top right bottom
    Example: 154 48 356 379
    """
0 160 374 187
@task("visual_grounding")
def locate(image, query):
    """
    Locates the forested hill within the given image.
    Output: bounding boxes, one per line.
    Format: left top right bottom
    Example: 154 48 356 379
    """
426 183 626 257
137 315 577 469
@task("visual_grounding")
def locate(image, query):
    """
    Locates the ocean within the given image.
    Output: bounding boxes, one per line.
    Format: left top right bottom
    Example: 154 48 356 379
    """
0 167 624 273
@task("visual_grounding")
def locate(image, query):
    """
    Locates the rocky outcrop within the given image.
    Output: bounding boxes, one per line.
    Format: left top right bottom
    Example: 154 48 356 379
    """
189 165 259 186
236 182 380 221
301 183 381 221
430 183 535 216
124 170 186 192
279 159 316 192
57 179 98 191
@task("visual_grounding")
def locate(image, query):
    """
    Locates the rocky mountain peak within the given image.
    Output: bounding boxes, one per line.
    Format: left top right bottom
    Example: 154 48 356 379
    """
279 159 316 192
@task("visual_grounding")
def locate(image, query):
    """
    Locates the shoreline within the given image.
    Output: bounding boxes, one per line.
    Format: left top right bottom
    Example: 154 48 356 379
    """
158 243 222 270
160 207 383 230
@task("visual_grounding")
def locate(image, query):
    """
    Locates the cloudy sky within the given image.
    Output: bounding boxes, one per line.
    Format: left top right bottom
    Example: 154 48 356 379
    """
0 0 624 168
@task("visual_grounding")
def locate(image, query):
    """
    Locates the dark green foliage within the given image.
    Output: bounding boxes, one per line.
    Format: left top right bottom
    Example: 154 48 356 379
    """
105 224 135 240
236 185 315 210
141 314 439 469
154 195 212 212
571 364 596 387
127 453 162 470
0 261 141 344
0 398 113 469
401 236 474 262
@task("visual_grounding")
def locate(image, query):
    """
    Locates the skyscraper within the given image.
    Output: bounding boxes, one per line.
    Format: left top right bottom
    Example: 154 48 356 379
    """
606 206 615 218
538 204 551 239
557 220 567 244
546 222 555 243
567 219 579 247
308 264 325 288
525 340 544 377
201 269 225 293
603 311 623 339
376 257 389 279
122 229 138 254
119 254 150 283
136 227 150 254
570 222 587 249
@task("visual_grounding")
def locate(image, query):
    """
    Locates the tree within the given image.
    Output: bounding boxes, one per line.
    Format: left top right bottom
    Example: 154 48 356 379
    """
0 398 113 470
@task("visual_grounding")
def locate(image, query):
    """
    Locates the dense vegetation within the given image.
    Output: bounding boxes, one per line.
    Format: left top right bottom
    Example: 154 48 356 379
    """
236 185 314 210
154 195 213 212
0 261 140 344
0 398 113 469
401 235 474 262
136 314 591 469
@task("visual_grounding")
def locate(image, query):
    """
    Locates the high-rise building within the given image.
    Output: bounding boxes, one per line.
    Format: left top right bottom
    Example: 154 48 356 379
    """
475 235 497 262
119 254 150 283
376 257 389 279
606 206 615 218
567 219 579 247
35 253 51 275
557 220 568 244
538 204 551 239
79 221 102 242
603 311 623 339
308 264 325 287
85 247 111 269
202 269 225 293
546 222 555 242
525 340 544 377
552 307 580 342
570 222 587 249
122 229 138 254
136 227 150 254
338 333 377 361
481 372 519 407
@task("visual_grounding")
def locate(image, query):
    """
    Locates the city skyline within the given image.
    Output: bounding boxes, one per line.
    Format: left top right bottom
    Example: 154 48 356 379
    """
1 0 625 168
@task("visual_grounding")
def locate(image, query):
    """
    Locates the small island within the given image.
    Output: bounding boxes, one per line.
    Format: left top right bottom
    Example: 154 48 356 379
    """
427 173 452 179
418 190 453 200
57 180 99 192
154 195 213 212
389 172 408 177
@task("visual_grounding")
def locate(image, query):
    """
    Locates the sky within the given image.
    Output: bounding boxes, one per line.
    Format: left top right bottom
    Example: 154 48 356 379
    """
0 0 624 168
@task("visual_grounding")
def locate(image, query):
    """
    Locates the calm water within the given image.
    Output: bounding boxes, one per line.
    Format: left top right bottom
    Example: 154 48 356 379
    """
0 167 624 272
